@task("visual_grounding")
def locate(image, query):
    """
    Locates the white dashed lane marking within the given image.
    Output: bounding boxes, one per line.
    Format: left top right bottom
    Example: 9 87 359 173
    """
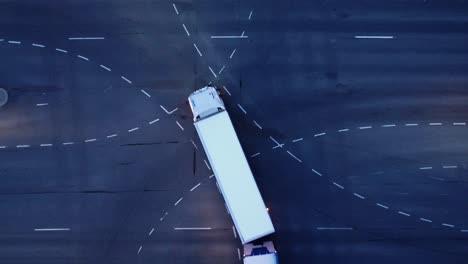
382 124 396 127
40 144 53 147
148 228 155 236
32 43 45 48
190 139 198 150
141 89 151 97
172 3 179 15
193 43 203 56
160 105 178 114
292 138 303 143
311 169 322 176
36 103 48 106
16 145 30 148
429 122 442 126
176 121 184 131
453 122 466 126
286 150 302 163
338 128 349 132
68 37 104 40
250 152 261 158
84 138 97 143
355 35 394 39
314 132 326 137
77 55 89 61
182 23 190 36
229 49 236 59
218 66 225 75
419 167 433 170
100 64 111 72
443 165 457 169
174 197 183 206
222 85 231 96
442 223 455 228
128 127 139 133
359 126 372 130
174 227 212 230
55 48 68 53
376 203 389 209
121 76 132 84
137 246 142 255
253 120 262 130
398 211 411 217
248 10 253 20
204 159 211 170
208 66 217 78
237 104 247 114
353 193 365 199
333 182 344 189
420 218 433 223
107 134 118 138
211 35 248 39
8 41 21 44
148 118 160 125
405 123 418 126
190 183 201 192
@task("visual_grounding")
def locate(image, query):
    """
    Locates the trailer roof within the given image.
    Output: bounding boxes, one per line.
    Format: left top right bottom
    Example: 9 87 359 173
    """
195 111 275 244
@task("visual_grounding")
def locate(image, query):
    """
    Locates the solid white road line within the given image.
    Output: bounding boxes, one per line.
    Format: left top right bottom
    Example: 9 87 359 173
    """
355 35 394 39
174 227 212 230
34 228 70 231
193 43 202 56
68 37 104 40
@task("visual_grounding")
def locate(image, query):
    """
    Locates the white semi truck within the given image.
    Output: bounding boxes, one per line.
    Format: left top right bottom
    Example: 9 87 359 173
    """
188 86 279 264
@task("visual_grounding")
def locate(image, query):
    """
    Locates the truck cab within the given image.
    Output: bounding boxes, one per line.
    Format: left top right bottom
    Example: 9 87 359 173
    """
243 241 279 264
188 86 225 122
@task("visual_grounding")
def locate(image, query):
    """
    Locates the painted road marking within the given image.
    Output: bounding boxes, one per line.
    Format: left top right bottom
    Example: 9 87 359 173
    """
333 182 344 189
232 226 237 238
382 124 396 127
182 23 190 36
237 104 247 114
419 218 432 223
218 66 226 75
355 35 394 39
269 136 284 149
34 228 70 231
32 43 45 48
248 10 253 20
160 105 178 114
429 122 442 126
237 248 241 260
442 223 455 228
204 159 211 170
292 138 303 143
253 120 263 130
190 183 201 192
62 142 74 145
107 134 118 138
8 41 21 44
128 127 139 133
314 132 326 137
16 145 30 148
174 227 212 230
338 128 349 132
453 122 466 126
40 144 53 147
193 43 202 56
121 76 132 84
359 126 372 130
398 211 411 217
376 203 389 209
148 228 155 236
174 197 183 206
172 3 179 15
286 150 302 163
443 165 457 169
176 121 184 131
229 49 236 59
211 35 248 39
137 246 142 255
208 66 218 78
77 55 89 61
84 138 97 143
55 48 68 53
222 85 232 96
419 166 432 170
149 118 160 124
141 89 151 97
190 139 198 150
36 103 48 106
405 123 418 126
250 152 261 158
353 193 365 199
100 64 111 71
311 169 322 176
68 37 104 40
160 212 168 221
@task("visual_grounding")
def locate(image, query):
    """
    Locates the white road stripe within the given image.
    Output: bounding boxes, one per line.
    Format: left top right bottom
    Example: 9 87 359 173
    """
353 193 365 199
62 142 74 145
229 49 236 59
8 41 21 44
382 124 396 127
232 226 237 238
398 211 411 217
292 138 303 143
222 85 232 96
174 197 183 206
100 64 111 71
460 229 468 232
218 66 225 74
182 23 190 36
77 55 89 61
419 218 432 223
106 134 118 138
121 76 132 84
211 35 248 39
36 103 48 106
148 228 155 236
0 146 6 149
174 227 212 230
253 120 263 129
376 203 389 209
442 223 455 228
419 166 432 170
68 37 104 40
338 128 349 132
429 122 442 126
148 118 160 124
160 212 168 221
16 145 30 148
176 121 184 131
209 174 215 178
453 122 466 126
355 35 394 39
250 152 261 158
314 132 326 137
128 127 139 133
443 165 457 169
172 3 179 15
311 169 322 176
237 104 247 114
193 43 202 56
160 105 178 114
248 10 253 20
137 246 142 255
40 144 53 147
208 66 218 78
34 228 70 231
32 43 45 48
286 151 302 163
333 182 344 189
84 138 97 143
359 126 372 130
237 248 241 260
190 183 201 192
141 89 151 97
190 139 198 150
405 123 418 126
204 159 211 170
55 48 68 53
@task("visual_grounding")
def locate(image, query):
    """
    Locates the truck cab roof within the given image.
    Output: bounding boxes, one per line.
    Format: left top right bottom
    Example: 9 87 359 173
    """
188 86 225 122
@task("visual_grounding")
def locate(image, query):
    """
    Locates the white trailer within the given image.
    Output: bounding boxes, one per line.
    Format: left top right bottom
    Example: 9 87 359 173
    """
188 86 278 264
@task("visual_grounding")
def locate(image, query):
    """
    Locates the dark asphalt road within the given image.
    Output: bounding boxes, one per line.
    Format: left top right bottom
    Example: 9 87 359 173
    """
1 0 468 263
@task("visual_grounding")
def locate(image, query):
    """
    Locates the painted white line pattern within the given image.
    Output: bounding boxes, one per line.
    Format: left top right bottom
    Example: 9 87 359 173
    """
32 43 45 48
174 227 212 230
442 223 455 228
176 121 184 131
237 248 241 260
174 197 183 206
222 85 232 96
63 142 74 145
229 49 236 59
338 128 349 132
36 103 48 106
311 169 322 176
55 48 68 53
398 211 411 217
211 35 248 39
253 120 263 129
355 35 394 39
208 66 218 78
149 118 160 124
160 105 178 114
141 89 151 97
405 123 418 126
353 193 365 199
316 227 353 230
429 122 442 126
420 218 433 223
382 124 396 127
292 138 303 143
84 139 97 143
453 122 466 126
359 126 372 130
182 23 190 36
237 104 247 114
172 3 179 15
100 64 111 71
34 228 70 231
314 132 326 137
250 152 261 158
68 37 104 40
443 165 457 169
376 203 389 209
193 43 203 56
248 10 253 20
218 66 225 74
204 159 211 170
232 226 237 238
419 167 433 170
286 151 302 163
77 55 89 61
121 76 132 84
16 145 30 148
148 228 155 236
128 127 139 133
8 41 21 44
190 183 201 192
137 246 142 255
40 144 53 147
107 134 118 138
333 182 344 189
190 139 198 150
